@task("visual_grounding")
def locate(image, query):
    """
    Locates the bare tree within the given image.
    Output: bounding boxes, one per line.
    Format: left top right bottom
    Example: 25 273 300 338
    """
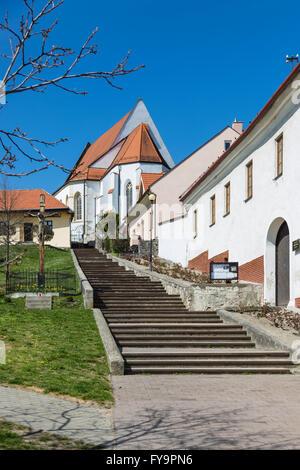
0 180 22 291
0 0 144 177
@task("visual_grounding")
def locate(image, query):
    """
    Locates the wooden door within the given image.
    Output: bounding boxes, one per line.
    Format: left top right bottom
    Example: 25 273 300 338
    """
24 223 33 242
276 221 290 306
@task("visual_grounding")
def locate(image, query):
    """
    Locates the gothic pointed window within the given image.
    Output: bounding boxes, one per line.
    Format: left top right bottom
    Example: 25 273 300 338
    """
126 182 133 214
74 193 82 221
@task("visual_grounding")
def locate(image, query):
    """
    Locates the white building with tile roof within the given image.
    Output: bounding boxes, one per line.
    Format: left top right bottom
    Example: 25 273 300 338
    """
53 99 174 243
164 64 300 308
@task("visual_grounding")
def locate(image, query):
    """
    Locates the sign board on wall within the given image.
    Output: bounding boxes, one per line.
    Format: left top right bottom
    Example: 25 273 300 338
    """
210 262 239 281
292 239 300 251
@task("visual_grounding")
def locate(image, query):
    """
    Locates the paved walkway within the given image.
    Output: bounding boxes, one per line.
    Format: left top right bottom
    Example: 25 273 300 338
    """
0 386 113 447
112 374 300 450
2 375 300 449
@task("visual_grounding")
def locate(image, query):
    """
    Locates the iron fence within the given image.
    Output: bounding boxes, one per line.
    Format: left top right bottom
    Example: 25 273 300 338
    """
6 270 77 294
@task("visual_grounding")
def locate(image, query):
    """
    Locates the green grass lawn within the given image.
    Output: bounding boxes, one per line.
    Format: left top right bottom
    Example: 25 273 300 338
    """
0 244 112 406
0 419 93 450
0 295 112 405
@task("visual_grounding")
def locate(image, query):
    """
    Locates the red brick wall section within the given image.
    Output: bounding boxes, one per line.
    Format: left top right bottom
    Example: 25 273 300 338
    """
188 250 229 273
209 250 229 264
189 251 264 283
188 250 209 273
239 255 264 284
295 298 300 308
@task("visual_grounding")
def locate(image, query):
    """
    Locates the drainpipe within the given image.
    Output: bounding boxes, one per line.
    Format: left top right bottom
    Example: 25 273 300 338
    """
118 168 121 238
117 168 121 216
82 181 86 243
94 196 97 240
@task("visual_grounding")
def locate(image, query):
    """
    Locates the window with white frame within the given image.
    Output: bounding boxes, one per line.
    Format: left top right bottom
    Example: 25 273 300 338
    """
193 209 198 237
246 161 253 200
276 134 283 177
126 182 132 214
224 182 230 215
210 195 216 225
74 193 82 221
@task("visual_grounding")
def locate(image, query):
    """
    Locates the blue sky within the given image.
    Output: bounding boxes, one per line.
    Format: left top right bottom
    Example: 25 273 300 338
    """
0 0 299 193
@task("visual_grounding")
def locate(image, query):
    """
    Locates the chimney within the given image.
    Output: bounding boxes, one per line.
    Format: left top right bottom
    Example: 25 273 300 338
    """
232 118 243 134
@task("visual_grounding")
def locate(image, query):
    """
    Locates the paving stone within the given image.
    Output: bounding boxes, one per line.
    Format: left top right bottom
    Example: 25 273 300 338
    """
112 375 300 449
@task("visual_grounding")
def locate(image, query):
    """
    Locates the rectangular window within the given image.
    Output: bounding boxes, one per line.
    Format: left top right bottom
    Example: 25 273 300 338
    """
193 209 198 237
210 195 216 226
246 161 253 200
224 141 231 151
225 182 230 215
276 134 283 177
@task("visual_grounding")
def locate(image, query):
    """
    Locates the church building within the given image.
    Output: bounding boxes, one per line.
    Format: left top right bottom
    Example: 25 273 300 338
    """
53 99 174 243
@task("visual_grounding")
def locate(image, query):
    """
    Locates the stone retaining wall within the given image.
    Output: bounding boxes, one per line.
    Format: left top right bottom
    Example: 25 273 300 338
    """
105 253 263 311
137 239 159 257
71 249 93 309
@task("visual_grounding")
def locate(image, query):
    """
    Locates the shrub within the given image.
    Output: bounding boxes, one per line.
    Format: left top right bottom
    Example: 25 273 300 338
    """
111 238 130 254
103 237 111 252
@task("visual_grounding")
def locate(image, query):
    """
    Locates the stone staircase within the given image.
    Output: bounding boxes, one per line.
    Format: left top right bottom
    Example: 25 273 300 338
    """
74 248 293 374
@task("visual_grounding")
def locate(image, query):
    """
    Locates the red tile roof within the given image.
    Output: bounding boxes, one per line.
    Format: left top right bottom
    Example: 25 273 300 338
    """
68 109 131 181
141 172 164 191
107 123 165 169
180 63 300 201
0 189 69 211
65 106 169 186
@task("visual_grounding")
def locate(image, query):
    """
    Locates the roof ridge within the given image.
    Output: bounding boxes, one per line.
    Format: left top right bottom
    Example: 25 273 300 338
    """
0 188 69 211
139 123 143 158
66 106 133 182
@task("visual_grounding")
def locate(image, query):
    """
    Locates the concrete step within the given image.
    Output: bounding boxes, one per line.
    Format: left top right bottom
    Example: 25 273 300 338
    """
99 304 187 308
99 299 186 302
117 340 256 347
103 313 220 318
125 366 291 374
111 328 246 335
110 323 242 330
93 284 164 288
124 358 293 367
104 310 218 315
100 308 188 313
74 249 294 375
122 349 291 358
97 293 179 298
102 309 223 323
94 296 183 305
93 285 166 288
115 334 252 340
92 284 165 288
105 318 223 324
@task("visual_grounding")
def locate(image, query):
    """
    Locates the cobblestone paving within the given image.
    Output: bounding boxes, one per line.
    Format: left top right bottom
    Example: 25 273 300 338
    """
112 375 300 450
0 385 113 447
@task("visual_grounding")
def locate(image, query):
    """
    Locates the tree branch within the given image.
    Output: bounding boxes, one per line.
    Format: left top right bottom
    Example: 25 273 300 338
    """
0 0 144 177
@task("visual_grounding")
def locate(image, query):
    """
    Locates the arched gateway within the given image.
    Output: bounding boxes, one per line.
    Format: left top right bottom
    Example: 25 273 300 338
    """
265 218 290 306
